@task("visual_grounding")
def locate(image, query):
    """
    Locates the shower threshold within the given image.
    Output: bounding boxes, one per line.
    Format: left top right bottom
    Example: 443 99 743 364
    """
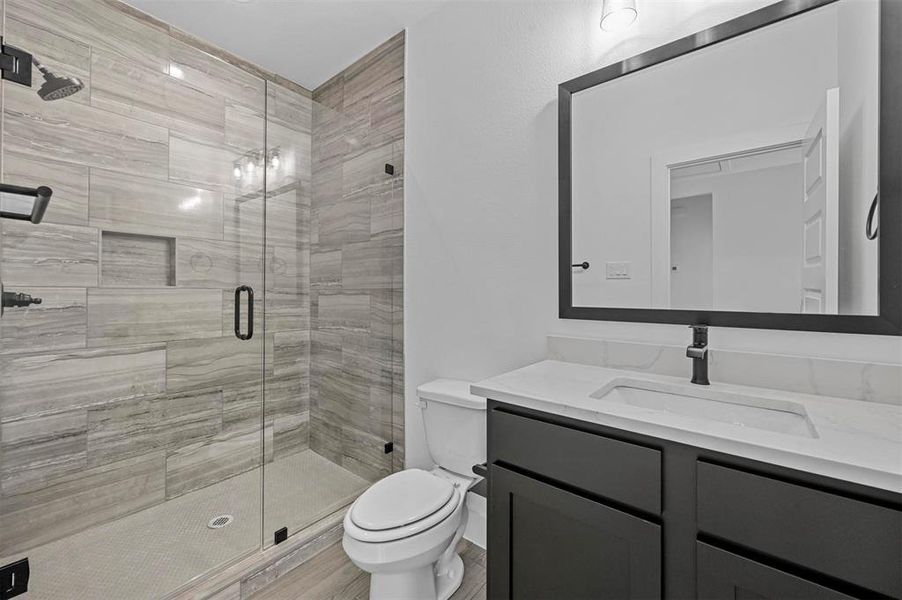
3 450 368 600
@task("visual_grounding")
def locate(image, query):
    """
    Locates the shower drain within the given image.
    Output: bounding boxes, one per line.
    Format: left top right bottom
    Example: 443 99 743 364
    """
207 514 234 529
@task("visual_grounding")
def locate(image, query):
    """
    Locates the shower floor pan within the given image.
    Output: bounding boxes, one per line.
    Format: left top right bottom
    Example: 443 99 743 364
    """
3 450 368 600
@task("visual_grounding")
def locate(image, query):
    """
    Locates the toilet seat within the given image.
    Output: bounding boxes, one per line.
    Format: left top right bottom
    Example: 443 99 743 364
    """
345 469 464 543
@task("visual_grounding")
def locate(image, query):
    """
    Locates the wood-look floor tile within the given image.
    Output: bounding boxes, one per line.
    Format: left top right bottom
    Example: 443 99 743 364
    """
250 540 485 600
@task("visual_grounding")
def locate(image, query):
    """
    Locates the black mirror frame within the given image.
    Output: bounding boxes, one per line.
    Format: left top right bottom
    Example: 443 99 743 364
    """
559 0 901 335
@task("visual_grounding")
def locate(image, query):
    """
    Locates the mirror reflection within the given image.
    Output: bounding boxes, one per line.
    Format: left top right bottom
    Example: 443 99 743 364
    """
570 0 879 315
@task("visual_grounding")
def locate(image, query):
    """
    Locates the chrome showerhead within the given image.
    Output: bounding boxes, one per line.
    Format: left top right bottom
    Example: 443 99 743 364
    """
34 59 84 101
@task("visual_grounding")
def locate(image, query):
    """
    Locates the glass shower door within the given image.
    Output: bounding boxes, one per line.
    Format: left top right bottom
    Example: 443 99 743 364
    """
0 2 267 596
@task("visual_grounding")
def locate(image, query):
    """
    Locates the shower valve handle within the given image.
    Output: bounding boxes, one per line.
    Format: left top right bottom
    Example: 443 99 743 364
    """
2 291 42 309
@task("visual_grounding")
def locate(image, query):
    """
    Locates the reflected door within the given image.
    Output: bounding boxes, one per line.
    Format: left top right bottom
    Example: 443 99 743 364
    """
801 87 840 313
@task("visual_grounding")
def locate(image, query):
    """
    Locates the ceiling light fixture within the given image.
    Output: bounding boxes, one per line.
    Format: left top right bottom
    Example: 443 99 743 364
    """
600 0 638 32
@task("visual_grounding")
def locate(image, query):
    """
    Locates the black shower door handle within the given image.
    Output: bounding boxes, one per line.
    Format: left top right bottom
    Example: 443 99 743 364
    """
234 285 254 340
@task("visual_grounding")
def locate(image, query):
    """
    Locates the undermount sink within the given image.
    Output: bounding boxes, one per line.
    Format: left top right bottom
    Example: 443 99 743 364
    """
591 380 819 438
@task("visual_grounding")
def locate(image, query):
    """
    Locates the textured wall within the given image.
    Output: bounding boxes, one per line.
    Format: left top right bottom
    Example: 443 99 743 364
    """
310 32 406 480
0 0 311 556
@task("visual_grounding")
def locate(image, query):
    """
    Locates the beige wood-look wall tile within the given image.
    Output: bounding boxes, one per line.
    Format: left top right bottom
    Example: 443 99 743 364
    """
7 0 168 73
2 152 89 226
266 188 306 249
3 16 91 105
341 425 390 482
315 190 370 248
101 232 175 287
317 293 370 331
263 291 309 334
86 389 222 467
91 50 225 141
267 83 313 131
170 135 262 194
169 38 265 110
0 220 99 287
0 451 165 556
224 102 265 152
166 336 263 393
342 33 404 110
222 383 263 434
90 169 223 241
273 412 309 458
176 237 260 289
164 426 261 499
0 287 87 355
222 193 264 245
0 344 166 420
0 409 88 496
86 288 222 347
4 85 169 178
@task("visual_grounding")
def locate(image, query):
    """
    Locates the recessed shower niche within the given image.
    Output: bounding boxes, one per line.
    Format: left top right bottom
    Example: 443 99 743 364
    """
101 231 176 287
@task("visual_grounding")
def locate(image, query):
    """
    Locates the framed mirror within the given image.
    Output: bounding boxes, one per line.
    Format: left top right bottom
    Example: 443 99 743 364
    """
559 0 900 335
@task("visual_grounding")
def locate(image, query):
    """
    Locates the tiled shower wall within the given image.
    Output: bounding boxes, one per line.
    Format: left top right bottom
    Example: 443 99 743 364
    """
310 33 406 480
0 0 312 556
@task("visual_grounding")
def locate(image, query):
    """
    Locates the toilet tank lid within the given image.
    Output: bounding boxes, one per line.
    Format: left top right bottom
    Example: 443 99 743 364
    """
417 379 487 410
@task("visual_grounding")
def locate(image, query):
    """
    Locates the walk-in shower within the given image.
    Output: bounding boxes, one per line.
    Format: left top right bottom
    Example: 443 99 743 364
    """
0 2 404 598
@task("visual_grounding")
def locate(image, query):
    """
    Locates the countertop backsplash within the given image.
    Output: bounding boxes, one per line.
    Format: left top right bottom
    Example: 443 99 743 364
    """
547 335 901 406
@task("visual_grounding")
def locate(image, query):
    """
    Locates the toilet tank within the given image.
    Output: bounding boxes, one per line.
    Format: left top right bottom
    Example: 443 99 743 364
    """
417 379 486 476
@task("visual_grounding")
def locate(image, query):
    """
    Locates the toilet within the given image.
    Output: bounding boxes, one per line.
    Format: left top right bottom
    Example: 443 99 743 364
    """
342 379 486 600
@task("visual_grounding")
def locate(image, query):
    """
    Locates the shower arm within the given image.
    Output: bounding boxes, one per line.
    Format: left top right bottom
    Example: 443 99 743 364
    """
0 183 53 224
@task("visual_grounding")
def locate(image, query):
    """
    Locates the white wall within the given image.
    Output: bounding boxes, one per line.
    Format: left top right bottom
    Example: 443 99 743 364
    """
671 164 804 313
404 0 902 469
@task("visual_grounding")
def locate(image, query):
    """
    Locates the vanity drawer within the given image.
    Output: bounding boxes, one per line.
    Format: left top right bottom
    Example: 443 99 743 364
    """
697 462 902 598
490 408 661 514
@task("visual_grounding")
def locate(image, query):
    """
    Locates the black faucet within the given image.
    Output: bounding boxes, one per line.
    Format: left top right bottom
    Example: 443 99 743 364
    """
686 325 709 385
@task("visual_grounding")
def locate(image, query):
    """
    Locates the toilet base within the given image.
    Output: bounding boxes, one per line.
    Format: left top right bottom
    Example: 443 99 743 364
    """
367 554 463 600
436 554 464 600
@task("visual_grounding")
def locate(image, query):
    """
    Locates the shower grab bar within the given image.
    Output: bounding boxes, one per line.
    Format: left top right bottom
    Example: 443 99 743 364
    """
234 285 254 340
0 183 52 224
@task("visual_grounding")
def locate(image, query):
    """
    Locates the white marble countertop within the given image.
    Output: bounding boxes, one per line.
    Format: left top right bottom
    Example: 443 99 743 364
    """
472 360 902 494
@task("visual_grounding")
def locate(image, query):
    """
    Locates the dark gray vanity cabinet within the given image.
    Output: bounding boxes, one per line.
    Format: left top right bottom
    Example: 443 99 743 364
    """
490 464 661 599
487 401 902 600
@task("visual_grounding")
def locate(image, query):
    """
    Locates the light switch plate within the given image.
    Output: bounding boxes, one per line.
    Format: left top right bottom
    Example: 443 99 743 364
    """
605 262 631 280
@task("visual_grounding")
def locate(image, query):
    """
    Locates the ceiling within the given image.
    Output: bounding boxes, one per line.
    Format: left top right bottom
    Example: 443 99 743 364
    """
125 0 447 90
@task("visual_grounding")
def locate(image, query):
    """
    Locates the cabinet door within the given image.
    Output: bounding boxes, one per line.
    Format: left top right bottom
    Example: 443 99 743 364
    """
489 464 661 600
697 543 856 600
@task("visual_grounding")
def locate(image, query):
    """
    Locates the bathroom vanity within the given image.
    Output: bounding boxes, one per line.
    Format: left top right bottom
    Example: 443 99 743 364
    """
477 361 902 600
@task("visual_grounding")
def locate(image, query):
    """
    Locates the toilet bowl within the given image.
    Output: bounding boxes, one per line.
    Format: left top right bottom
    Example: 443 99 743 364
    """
342 379 486 600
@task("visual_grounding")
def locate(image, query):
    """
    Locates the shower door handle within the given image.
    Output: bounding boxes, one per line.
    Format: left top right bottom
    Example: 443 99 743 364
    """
234 285 254 340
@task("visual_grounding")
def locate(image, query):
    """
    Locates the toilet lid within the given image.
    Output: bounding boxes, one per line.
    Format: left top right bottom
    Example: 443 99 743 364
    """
350 469 455 531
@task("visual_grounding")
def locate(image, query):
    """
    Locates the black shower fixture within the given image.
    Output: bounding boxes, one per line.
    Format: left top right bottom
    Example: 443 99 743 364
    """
0 37 84 101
